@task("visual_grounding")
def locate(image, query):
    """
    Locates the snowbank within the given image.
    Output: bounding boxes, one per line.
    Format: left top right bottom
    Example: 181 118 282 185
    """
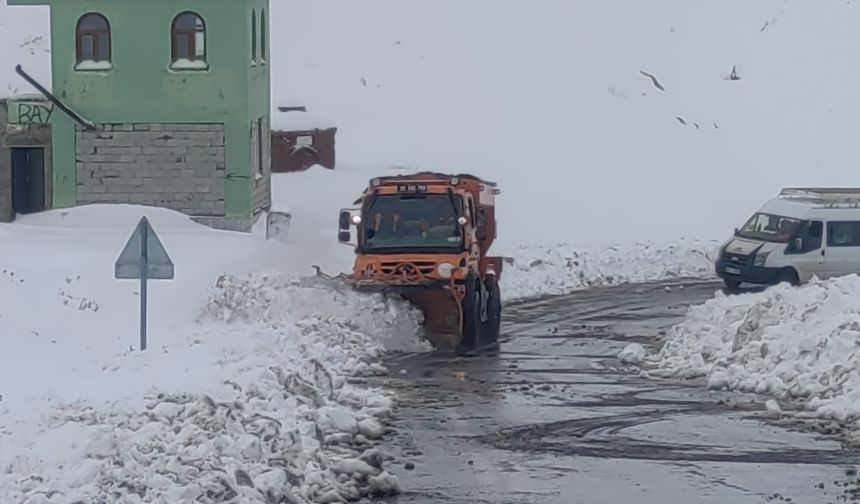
0 204 421 503
498 239 720 301
654 275 860 423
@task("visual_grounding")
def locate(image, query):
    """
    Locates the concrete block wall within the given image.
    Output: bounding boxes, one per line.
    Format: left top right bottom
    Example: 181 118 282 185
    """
75 123 226 216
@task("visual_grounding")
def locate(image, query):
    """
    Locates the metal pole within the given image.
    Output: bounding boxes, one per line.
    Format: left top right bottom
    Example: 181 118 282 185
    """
140 221 148 351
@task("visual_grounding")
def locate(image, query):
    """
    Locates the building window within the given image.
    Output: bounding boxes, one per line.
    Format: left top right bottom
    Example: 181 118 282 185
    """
251 9 257 64
256 117 264 179
171 11 207 70
260 10 267 63
75 13 112 70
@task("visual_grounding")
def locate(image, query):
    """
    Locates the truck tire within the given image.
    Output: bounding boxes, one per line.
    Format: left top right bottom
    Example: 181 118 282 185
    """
456 279 482 355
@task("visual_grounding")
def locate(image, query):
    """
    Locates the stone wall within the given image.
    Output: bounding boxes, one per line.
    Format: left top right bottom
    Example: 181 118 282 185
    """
75 123 226 216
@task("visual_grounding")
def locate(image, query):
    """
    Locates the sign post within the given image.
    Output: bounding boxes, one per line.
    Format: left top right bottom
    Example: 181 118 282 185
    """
114 216 174 351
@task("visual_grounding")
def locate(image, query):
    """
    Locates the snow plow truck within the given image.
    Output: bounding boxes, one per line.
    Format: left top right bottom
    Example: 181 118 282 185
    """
335 172 503 353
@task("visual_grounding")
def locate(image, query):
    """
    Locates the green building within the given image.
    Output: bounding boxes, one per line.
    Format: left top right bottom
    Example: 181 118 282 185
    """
2 0 271 230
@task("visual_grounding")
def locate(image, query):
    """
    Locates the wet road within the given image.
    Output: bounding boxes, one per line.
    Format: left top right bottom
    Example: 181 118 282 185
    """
375 279 860 504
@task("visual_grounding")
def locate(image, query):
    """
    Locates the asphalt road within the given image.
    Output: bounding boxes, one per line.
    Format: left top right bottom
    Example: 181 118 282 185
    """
375 279 860 504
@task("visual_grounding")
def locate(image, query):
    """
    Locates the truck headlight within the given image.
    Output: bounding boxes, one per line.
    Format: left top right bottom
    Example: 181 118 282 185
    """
753 251 771 267
437 262 455 278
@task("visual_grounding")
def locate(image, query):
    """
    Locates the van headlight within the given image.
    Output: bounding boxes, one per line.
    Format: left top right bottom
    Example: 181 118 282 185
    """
753 251 771 267
437 262 455 278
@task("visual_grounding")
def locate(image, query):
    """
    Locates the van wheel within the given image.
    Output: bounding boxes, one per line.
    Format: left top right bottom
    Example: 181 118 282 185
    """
723 278 741 291
777 268 799 287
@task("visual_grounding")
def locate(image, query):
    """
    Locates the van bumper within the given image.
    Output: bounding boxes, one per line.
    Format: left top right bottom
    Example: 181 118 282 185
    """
714 258 783 285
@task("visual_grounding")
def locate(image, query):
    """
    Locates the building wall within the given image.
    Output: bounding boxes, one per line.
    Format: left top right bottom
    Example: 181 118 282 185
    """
9 0 271 221
247 0 271 215
248 115 271 213
0 102 9 222
75 123 225 215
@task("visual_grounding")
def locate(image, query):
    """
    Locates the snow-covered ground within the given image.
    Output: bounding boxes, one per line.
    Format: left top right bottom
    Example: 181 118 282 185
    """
642 276 860 425
0 206 421 503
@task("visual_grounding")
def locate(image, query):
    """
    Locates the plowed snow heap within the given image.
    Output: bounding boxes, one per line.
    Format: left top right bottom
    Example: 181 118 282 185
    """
334 172 503 353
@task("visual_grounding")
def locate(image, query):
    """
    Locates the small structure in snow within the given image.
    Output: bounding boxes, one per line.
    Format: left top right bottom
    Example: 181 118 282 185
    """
271 105 337 173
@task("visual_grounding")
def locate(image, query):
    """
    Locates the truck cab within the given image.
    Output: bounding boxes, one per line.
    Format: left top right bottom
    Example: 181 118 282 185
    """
337 172 503 353
716 187 860 289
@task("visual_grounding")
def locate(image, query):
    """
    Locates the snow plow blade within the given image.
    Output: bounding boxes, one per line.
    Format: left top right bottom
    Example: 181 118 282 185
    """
351 283 464 350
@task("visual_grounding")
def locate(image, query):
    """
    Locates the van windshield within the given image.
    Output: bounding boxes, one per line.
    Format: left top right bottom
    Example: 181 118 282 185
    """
737 212 805 243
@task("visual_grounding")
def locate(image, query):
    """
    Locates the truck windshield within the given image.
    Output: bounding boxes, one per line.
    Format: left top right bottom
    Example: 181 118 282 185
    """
363 193 463 252
737 212 805 243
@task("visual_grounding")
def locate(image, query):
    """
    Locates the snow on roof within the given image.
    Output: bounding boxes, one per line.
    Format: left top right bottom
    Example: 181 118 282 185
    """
271 108 336 132
11 203 216 233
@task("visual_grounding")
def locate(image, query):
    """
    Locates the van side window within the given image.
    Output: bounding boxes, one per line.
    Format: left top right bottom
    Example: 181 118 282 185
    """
806 220 823 249
827 221 860 247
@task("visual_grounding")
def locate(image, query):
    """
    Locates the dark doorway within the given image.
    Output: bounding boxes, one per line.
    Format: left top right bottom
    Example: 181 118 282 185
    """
11 147 46 215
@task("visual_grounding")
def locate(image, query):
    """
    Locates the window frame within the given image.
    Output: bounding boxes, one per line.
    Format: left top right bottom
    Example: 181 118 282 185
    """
260 9 267 64
170 11 208 70
251 9 257 64
826 221 860 247
256 117 264 179
75 13 112 70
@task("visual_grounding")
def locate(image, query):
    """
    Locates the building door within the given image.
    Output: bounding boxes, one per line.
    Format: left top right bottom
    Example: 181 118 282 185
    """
11 147 46 215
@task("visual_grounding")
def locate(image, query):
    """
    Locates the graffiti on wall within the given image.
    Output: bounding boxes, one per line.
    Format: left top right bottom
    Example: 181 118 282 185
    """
9 101 54 124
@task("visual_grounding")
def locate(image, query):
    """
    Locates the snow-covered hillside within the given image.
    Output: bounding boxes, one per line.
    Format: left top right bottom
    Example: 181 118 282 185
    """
272 0 860 246
5 1 860 246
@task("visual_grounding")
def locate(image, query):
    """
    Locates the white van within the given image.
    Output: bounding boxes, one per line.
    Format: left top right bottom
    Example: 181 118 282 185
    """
716 187 860 289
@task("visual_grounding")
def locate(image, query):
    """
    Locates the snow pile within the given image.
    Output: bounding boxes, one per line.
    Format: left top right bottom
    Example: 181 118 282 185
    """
1 316 408 503
654 275 860 422
202 273 431 353
498 239 720 301
0 205 423 503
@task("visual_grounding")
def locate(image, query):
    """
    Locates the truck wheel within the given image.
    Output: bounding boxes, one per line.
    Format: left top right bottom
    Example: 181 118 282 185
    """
456 280 482 355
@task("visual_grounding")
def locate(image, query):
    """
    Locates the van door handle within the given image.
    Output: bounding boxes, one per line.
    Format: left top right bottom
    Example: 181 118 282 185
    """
822 250 826 256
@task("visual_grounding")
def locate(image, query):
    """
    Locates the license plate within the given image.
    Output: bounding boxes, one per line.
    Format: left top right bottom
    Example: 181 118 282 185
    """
725 266 741 276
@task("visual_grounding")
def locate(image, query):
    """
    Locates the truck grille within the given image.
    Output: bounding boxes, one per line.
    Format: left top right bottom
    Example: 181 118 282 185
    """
379 261 436 278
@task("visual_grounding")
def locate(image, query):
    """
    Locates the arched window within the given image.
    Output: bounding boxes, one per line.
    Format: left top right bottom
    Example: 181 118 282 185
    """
171 11 206 65
251 9 257 63
260 10 267 63
76 13 111 64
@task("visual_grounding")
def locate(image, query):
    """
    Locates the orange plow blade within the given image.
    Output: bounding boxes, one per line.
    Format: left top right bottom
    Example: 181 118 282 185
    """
399 288 463 350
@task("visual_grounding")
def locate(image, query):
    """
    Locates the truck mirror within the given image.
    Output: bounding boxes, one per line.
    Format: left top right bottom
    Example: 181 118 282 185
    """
734 227 739 236
338 230 351 243
794 237 803 250
476 227 487 240
339 210 351 230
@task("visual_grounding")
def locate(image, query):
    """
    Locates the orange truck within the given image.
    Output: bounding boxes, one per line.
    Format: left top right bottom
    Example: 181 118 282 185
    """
336 172 503 353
